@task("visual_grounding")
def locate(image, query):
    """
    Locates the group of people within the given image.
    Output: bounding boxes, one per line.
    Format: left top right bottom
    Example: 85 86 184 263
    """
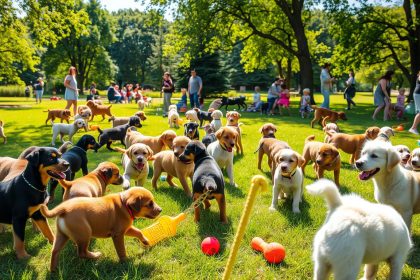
107 82 145 104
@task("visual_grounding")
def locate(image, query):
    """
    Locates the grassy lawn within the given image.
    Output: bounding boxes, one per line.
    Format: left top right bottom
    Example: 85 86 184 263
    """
0 92 419 279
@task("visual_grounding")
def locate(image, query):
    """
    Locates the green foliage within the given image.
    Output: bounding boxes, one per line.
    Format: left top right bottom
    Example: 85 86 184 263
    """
0 85 26 97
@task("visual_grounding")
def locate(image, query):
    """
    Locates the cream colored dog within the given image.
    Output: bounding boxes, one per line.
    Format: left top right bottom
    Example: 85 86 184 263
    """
115 143 154 190
0 120 6 144
307 179 411 280
270 149 304 213
51 119 86 146
394 144 411 170
168 106 180 128
210 110 223 131
410 147 420 171
356 140 420 230
185 109 199 123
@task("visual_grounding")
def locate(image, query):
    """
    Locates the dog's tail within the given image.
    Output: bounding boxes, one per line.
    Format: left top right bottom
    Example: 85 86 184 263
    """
305 135 316 144
39 204 67 218
58 141 72 154
0 120 3 127
325 130 336 137
200 176 217 192
108 105 112 109
108 116 115 122
321 116 330 128
114 147 127 154
97 127 103 134
42 110 50 112
238 122 244 127
254 140 263 154
306 179 342 210
59 179 73 190
90 124 100 131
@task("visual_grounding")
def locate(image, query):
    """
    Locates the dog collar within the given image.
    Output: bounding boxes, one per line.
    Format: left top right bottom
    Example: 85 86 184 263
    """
377 133 389 140
120 193 135 220
72 146 87 153
281 169 297 179
22 174 47 193
194 156 213 168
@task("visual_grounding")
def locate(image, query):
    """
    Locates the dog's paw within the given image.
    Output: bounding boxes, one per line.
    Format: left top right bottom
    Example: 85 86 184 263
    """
269 206 277 212
140 236 150 246
122 179 131 190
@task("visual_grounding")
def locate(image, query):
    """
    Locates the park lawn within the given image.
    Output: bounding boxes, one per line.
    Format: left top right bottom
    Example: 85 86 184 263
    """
0 92 419 280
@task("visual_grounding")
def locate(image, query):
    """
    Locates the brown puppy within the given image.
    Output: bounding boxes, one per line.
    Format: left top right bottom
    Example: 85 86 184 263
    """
326 126 380 164
44 109 71 125
151 136 193 196
259 123 277 138
226 111 243 154
86 100 113 121
109 111 147 127
40 187 162 271
256 138 290 174
124 128 177 154
60 162 124 201
0 120 6 144
310 106 347 128
302 135 341 186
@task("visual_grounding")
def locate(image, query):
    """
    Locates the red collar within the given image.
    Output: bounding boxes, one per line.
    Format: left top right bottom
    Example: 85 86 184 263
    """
120 193 135 220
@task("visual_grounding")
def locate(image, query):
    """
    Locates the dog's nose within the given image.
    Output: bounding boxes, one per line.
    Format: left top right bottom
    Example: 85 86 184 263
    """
137 156 143 162
281 166 287 171
230 143 235 147
355 161 363 168
316 160 322 164
156 207 162 213
412 161 418 165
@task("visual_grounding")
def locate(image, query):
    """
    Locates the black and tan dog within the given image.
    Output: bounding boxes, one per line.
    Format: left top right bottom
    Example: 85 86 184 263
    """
0 147 69 259
179 141 226 223
220 96 247 111
193 108 214 127
97 116 142 151
48 135 99 203
184 122 199 140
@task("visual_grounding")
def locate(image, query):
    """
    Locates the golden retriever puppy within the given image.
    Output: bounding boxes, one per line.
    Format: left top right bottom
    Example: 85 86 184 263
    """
326 126 380 164
394 144 411 170
270 149 304 213
259 123 277 138
410 147 420 171
356 140 420 230
308 179 411 280
302 135 341 186
124 128 177 154
151 136 193 196
86 100 113 121
226 111 243 154
40 187 162 271
115 143 154 190
185 109 199 123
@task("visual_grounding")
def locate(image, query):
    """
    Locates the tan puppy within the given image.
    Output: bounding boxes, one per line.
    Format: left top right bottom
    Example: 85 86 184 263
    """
40 187 162 271
124 128 177 154
256 138 290 172
60 162 124 201
0 120 6 144
310 106 347 128
109 111 147 127
185 109 199 123
86 100 113 121
326 126 380 164
44 109 71 125
77 105 90 115
115 144 154 190
151 136 193 196
395 145 411 169
226 111 243 154
302 135 341 186
410 147 420 171
259 123 277 138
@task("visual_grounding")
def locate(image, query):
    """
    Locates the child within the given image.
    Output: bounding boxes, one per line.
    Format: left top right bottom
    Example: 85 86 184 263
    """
272 84 290 115
394 88 405 120
177 88 188 112
248 86 262 112
300 88 312 118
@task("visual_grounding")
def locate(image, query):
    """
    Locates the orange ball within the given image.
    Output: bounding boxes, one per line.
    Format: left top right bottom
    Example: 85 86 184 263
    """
263 242 286 264
396 125 404 131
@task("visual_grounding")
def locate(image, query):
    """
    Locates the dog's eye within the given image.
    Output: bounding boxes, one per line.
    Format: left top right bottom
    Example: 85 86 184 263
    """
134 152 138 155
148 201 153 208
289 159 294 163
371 154 378 158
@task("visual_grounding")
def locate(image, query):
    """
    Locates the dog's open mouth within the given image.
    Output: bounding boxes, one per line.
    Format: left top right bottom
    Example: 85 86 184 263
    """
47 170 66 180
358 168 380 180
136 162 144 170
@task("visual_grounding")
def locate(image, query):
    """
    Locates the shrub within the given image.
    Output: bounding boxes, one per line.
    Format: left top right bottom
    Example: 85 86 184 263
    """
0 85 26 97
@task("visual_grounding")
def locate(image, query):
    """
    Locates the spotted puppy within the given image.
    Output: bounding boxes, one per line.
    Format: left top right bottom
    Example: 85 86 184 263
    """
0 120 6 144
51 119 87 146
184 122 199 140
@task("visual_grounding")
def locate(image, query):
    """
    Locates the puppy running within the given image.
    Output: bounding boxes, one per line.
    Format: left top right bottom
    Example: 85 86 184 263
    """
44 109 71 125
310 106 347 128
0 120 6 144
97 116 142 151
86 100 113 121
125 128 177 154
51 119 86 146
307 179 411 280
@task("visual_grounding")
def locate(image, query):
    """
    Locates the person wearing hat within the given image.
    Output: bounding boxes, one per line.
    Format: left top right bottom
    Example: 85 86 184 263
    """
320 63 335 109
64 66 79 115
33 77 44 104
162 72 174 117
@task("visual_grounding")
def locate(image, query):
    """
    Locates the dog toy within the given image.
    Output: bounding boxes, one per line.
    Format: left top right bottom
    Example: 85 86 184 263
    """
201 237 220 256
90 124 100 131
251 237 286 264
141 213 186 246
160 175 167 181
222 175 268 280
392 124 404 131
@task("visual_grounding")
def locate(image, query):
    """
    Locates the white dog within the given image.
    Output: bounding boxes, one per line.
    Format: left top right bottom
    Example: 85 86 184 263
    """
168 106 180 128
376 126 394 142
394 144 411 170
270 149 304 213
74 108 92 129
51 119 86 146
115 143 153 190
410 147 420 171
356 140 420 230
206 126 238 187
210 110 223 131
185 109 199 123
307 179 411 280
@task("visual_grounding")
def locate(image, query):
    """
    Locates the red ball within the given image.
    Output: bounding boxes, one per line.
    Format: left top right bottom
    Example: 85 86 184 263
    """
201 237 220 256
263 242 286 264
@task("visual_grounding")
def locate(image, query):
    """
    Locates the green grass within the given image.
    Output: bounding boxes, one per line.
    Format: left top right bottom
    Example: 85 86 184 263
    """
0 92 419 279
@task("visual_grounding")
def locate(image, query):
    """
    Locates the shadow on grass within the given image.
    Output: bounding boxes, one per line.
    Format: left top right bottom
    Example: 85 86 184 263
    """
407 234 420 269
274 197 313 226
157 185 192 210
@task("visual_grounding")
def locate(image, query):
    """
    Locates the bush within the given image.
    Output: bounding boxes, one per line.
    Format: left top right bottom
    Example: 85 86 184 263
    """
0 85 26 97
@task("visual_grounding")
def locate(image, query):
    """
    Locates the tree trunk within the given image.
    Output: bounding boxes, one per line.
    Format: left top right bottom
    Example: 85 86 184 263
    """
276 59 284 78
286 57 292 89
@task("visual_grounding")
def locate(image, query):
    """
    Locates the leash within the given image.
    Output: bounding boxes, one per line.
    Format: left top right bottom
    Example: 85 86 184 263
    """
22 174 47 193
183 189 212 214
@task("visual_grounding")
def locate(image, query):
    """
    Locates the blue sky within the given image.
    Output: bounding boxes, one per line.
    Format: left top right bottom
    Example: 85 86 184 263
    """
101 0 145 12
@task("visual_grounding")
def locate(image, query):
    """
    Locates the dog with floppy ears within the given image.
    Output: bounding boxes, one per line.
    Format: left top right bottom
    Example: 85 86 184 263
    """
356 140 420 230
51 118 87 146
86 100 113 121
226 111 244 154
96 116 142 151
40 187 162 271
0 147 69 259
307 179 411 280
179 141 227 223
125 128 177 154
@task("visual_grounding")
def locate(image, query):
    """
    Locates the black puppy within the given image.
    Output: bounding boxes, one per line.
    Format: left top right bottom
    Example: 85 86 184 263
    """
202 124 217 147
0 147 69 259
179 141 226 223
260 102 270 115
48 135 98 202
97 116 142 151
221 96 247 111
194 108 213 127
184 122 199 140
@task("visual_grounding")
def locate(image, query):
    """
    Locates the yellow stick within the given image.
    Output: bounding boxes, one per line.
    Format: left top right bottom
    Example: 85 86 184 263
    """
222 175 268 280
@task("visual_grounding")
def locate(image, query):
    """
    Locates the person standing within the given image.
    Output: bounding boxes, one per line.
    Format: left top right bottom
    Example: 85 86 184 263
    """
64 66 79 116
162 72 174 117
33 77 44 104
188 69 202 108
320 63 335 109
268 78 281 115
344 70 356 110
408 71 420 134
372 70 394 121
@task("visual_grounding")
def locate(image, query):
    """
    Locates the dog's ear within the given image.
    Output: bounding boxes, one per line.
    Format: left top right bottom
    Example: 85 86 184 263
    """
237 112 241 117
387 147 401 171
146 146 154 159
215 128 224 140
25 148 42 166
126 146 133 159
226 111 231 118
100 166 113 179
331 146 339 158
184 123 188 129
296 152 305 167
126 195 144 212
259 126 264 134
